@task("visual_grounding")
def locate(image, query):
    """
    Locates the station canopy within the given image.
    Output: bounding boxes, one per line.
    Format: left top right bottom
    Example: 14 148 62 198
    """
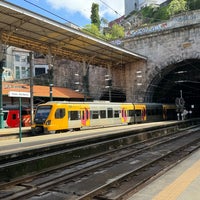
0 1 146 67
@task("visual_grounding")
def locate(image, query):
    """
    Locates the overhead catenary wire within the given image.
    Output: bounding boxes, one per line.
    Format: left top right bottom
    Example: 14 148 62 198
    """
97 0 122 17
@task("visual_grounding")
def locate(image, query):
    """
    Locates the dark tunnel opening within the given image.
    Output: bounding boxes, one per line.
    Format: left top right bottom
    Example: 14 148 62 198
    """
150 59 200 117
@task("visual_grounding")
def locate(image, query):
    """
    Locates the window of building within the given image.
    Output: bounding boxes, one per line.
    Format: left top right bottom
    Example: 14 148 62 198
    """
15 54 20 62
35 67 46 76
21 55 27 62
15 66 20 79
21 67 27 78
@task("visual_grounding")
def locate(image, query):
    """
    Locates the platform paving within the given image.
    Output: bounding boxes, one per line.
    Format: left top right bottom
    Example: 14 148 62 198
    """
128 148 200 200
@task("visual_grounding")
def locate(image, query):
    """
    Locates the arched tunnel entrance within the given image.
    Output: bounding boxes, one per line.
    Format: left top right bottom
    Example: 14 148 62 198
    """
146 59 200 117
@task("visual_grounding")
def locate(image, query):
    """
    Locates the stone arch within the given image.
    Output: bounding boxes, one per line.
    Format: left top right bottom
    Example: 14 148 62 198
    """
143 51 200 103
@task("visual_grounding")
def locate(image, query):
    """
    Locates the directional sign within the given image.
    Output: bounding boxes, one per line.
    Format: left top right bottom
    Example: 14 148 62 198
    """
8 91 30 98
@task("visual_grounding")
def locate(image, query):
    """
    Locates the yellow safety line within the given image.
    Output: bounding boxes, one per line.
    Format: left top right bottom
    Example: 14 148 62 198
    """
153 159 200 200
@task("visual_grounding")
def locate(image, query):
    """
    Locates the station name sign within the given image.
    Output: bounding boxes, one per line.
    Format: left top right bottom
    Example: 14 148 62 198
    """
8 91 31 98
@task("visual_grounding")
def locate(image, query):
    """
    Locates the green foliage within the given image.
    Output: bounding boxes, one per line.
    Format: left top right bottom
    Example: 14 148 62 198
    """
167 0 187 16
141 6 155 23
90 3 101 30
187 0 200 10
109 24 124 39
140 5 170 23
82 23 124 41
153 6 170 22
83 3 124 41
82 24 102 39
137 0 200 25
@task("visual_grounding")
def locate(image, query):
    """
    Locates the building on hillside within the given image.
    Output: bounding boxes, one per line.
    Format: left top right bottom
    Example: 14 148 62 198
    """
6 46 48 80
108 16 125 27
125 0 167 16
6 47 30 80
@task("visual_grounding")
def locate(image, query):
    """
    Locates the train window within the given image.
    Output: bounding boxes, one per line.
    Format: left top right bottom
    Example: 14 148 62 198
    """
35 105 51 119
91 111 99 119
69 111 80 120
147 109 152 116
151 109 156 115
135 110 141 116
55 108 65 119
81 111 84 120
86 110 89 120
114 110 120 118
128 110 135 117
157 108 162 115
107 108 113 118
100 110 106 118
12 114 17 120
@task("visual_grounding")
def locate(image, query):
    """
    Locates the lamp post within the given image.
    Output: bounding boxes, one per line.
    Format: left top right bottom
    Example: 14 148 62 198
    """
105 75 112 102
29 52 34 125
0 59 4 128
74 73 80 92
49 83 54 101
48 66 53 101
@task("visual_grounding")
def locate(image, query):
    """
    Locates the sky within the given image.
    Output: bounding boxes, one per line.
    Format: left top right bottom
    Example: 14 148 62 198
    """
5 0 125 27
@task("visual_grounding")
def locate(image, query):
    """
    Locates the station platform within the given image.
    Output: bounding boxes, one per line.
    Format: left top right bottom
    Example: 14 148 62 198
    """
0 121 200 199
0 121 188 156
128 148 200 200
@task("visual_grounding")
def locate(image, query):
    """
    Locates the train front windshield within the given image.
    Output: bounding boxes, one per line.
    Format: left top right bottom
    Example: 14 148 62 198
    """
34 105 52 123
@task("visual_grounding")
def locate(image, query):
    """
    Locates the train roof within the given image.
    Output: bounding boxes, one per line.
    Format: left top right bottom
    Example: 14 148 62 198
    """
39 101 174 106
3 105 30 110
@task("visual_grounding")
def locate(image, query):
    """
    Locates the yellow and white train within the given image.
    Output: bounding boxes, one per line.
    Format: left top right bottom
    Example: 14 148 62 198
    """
31 101 176 134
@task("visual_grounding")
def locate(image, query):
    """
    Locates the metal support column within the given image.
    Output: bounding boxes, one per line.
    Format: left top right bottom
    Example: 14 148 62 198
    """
0 63 4 128
47 48 54 101
82 61 89 102
0 40 5 128
105 65 112 102
29 52 34 125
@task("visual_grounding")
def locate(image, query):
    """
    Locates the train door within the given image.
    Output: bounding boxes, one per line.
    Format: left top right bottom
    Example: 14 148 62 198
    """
134 104 146 122
81 108 90 127
7 110 20 128
3 110 8 128
141 107 146 121
121 107 127 123
21 109 31 126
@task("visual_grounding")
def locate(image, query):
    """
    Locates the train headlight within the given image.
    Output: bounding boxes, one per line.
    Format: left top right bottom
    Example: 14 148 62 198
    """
45 120 51 125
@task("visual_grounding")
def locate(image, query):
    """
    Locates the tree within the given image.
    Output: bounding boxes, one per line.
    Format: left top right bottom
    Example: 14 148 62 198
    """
167 0 187 16
109 24 124 39
90 3 101 30
101 17 109 27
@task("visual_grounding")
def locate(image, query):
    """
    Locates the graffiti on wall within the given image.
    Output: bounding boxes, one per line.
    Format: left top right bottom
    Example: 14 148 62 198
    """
125 10 200 38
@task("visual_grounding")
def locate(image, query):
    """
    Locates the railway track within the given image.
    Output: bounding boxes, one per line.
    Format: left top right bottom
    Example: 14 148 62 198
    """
0 125 200 200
